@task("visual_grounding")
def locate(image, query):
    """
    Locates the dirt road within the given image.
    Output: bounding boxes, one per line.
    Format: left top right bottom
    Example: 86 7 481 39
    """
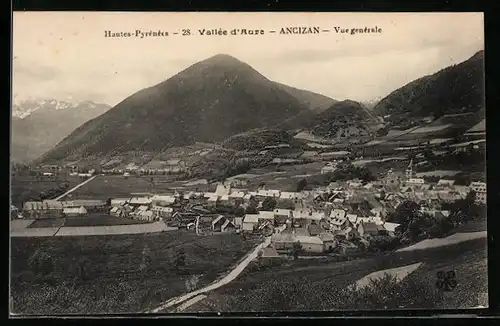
53 175 99 200
148 236 272 313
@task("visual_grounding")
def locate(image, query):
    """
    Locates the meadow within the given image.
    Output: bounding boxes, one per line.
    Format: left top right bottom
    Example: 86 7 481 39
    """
10 230 260 314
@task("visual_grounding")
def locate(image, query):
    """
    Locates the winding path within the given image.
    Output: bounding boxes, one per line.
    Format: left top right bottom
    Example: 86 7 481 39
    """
148 236 273 313
53 175 99 200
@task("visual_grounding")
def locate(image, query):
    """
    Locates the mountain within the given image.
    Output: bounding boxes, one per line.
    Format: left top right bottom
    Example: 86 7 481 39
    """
372 50 485 126
11 100 111 163
309 100 381 140
38 54 309 164
275 83 337 112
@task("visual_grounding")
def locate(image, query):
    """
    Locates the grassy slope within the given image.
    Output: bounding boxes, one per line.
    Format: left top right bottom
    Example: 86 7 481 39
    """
10 231 260 314
186 236 487 312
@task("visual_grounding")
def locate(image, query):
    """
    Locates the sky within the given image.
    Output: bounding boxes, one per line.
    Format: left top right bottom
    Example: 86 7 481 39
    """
12 12 484 106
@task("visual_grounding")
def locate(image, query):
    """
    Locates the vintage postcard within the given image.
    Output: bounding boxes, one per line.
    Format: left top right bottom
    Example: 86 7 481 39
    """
10 12 486 315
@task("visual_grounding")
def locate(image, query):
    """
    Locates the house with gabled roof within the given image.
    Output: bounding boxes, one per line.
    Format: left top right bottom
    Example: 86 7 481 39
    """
243 214 259 232
211 215 226 232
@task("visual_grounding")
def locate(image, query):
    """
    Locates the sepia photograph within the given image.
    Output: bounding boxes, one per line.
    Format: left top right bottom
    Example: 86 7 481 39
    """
10 12 486 315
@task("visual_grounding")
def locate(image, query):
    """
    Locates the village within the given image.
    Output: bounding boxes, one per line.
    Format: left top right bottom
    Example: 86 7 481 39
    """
14 157 487 258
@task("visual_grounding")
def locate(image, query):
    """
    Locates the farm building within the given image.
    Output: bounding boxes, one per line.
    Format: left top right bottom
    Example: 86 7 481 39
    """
64 206 87 217
280 192 302 200
330 209 346 220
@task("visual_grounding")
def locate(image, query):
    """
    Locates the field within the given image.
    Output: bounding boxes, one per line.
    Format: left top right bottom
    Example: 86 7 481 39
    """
10 175 82 208
64 214 151 227
68 175 187 199
244 162 325 191
185 237 487 312
10 230 260 314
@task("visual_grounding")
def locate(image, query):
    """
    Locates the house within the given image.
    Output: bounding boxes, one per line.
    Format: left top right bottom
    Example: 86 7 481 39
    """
330 217 349 231
221 219 236 233
383 222 401 237
470 181 487 204
136 210 155 221
211 215 226 232
358 222 384 238
295 236 325 253
339 241 360 255
64 206 87 217
215 183 231 196
274 208 292 223
207 195 219 208
258 211 275 223
151 206 174 218
346 213 358 224
111 198 130 207
334 226 358 241
292 209 324 226
23 201 45 211
233 217 243 228
408 178 425 186
330 209 346 220
321 163 337 174
260 246 281 261
280 192 301 200
307 223 322 236
257 189 281 198
319 233 337 252
259 221 274 236
10 205 19 220
42 200 64 211
243 214 259 232
348 181 363 188
109 206 122 217
129 197 152 206
151 195 176 206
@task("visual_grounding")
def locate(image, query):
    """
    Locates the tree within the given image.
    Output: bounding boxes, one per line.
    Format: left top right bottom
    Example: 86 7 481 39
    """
296 179 308 192
262 197 277 211
140 245 152 272
106 197 112 206
29 249 53 276
246 205 259 214
291 241 303 260
174 248 186 269
235 206 246 217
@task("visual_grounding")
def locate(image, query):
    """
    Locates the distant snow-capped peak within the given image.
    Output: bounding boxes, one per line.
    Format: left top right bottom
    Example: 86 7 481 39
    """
12 97 107 119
